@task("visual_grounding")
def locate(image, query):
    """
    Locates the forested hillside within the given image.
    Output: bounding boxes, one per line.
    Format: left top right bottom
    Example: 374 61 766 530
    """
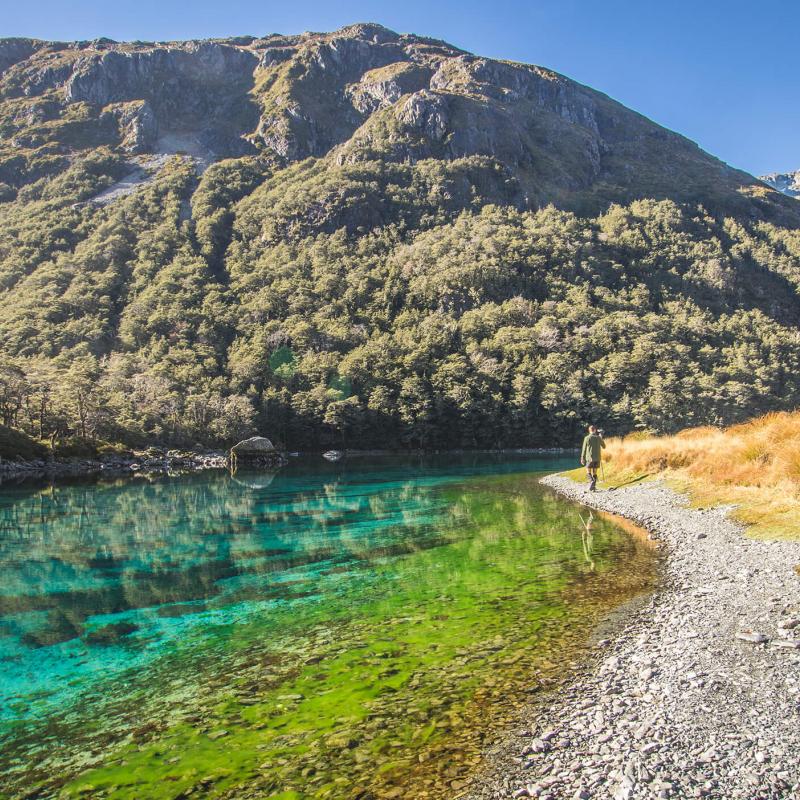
1 24 799 450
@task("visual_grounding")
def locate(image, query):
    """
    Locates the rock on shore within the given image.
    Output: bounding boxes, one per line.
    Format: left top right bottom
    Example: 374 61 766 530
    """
229 436 288 467
466 478 800 800
0 448 228 481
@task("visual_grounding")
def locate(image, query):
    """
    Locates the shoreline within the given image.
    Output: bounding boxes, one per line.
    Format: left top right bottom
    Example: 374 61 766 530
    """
0 451 231 482
466 475 800 800
0 447 577 483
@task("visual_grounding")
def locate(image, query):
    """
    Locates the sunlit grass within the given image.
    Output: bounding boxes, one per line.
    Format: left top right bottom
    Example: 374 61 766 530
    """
565 411 800 540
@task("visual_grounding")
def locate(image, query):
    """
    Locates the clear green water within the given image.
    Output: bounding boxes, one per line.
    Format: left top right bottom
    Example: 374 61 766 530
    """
0 455 656 799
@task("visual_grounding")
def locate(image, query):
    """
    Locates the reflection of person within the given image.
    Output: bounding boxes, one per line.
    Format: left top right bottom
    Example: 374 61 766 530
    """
580 425 606 492
578 511 595 571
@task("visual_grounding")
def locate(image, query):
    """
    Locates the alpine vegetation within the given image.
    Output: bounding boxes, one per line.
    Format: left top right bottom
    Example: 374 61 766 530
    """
1 24 799 451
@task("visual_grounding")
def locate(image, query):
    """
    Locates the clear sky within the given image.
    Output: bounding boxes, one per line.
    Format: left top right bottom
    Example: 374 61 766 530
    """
3 0 797 176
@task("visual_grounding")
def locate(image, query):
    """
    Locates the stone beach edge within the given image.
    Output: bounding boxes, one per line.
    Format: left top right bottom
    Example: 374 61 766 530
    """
464 474 800 800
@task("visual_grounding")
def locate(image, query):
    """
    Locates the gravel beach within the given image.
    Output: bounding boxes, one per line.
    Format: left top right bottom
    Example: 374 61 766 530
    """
466 477 800 800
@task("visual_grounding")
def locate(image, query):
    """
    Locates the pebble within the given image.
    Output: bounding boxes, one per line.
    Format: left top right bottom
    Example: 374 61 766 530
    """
771 639 800 649
735 631 768 644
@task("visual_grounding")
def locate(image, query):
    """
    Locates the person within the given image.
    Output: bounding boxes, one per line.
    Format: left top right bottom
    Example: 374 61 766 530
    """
580 424 606 491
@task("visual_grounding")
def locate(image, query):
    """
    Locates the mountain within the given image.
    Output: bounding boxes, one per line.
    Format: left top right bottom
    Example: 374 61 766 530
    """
1 23 799 450
2 24 797 220
760 170 800 198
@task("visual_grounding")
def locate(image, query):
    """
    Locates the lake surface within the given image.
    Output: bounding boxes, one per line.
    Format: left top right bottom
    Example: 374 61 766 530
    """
0 455 656 799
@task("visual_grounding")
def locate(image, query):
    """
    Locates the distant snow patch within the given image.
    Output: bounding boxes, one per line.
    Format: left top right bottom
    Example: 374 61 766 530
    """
759 170 800 199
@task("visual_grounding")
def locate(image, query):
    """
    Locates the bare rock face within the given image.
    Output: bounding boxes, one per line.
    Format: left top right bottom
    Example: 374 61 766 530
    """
760 170 800 198
63 43 258 106
0 22 795 221
396 90 449 141
4 57 74 97
0 38 39 76
430 56 600 132
102 100 158 153
48 43 258 159
251 28 409 160
345 62 431 115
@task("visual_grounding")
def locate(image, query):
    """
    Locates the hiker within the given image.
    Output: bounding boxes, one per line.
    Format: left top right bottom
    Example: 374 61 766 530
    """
580 424 606 492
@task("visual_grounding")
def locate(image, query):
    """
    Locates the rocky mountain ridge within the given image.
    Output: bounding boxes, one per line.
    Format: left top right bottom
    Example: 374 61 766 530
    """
759 169 800 198
1 22 796 221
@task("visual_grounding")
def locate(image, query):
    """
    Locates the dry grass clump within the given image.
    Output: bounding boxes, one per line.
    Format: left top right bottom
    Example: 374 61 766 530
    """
599 411 800 540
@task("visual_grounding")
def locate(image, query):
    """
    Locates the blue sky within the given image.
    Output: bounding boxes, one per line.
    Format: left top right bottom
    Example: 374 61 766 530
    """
4 0 797 175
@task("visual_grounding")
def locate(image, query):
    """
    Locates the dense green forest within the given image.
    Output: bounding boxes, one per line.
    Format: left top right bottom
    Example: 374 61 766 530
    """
1 150 799 450
1 27 799 451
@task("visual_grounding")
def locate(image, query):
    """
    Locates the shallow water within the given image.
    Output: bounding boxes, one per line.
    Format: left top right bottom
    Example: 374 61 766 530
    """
0 455 656 799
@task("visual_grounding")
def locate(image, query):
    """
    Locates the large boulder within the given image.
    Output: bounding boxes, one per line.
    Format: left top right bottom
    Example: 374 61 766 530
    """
230 436 286 467
231 435 275 454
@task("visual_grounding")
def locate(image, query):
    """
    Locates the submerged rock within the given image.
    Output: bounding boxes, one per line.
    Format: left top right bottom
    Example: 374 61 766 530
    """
85 621 139 644
21 610 84 647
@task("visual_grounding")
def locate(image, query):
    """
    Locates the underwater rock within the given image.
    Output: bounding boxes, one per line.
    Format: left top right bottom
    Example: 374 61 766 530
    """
155 602 207 618
21 610 84 647
85 621 139 644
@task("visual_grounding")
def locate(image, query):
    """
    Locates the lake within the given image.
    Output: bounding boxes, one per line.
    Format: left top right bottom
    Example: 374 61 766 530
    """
0 455 656 799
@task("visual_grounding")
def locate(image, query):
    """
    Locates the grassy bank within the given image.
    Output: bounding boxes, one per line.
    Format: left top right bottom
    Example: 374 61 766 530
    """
565 411 800 540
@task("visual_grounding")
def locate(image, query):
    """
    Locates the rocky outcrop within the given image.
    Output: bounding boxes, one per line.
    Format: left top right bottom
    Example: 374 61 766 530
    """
345 62 431 115
760 170 800 198
64 43 258 107
3 58 74 98
102 100 158 153
53 43 257 159
230 436 287 467
0 38 40 76
251 28 409 160
0 22 795 220
430 57 600 133
396 89 449 141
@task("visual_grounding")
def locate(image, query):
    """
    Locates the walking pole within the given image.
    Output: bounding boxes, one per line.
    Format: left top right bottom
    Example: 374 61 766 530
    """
601 461 605 484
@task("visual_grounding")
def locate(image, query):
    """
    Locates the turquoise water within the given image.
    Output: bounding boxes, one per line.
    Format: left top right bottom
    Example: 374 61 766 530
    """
0 455 656 799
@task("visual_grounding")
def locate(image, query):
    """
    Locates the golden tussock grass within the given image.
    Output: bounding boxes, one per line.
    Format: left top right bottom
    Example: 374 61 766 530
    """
573 411 800 540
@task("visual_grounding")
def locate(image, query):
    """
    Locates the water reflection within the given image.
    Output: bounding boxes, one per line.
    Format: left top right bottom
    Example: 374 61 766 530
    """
0 455 656 800
579 510 596 571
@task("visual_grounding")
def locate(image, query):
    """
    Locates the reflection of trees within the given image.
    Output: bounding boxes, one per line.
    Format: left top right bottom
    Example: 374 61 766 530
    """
0 462 501 645
0 460 657 800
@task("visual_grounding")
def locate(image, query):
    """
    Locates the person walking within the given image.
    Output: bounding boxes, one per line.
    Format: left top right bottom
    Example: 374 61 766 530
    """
580 424 606 491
